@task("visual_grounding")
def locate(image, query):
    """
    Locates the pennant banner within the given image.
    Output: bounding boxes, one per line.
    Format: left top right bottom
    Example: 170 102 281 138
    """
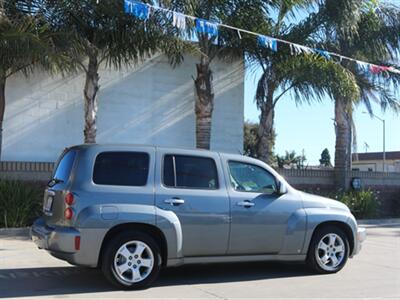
123 1 400 77
257 35 278 52
173 12 186 30
313 49 331 60
370 65 391 74
290 44 313 55
124 0 150 21
195 18 219 37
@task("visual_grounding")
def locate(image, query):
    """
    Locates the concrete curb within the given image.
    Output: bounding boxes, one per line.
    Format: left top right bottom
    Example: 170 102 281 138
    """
357 218 400 226
0 227 30 237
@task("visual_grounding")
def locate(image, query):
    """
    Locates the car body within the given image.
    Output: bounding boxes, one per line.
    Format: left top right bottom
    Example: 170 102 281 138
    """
31 144 366 289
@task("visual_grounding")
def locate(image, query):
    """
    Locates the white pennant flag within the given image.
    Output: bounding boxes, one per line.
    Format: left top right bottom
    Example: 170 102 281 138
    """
356 61 370 72
173 12 186 30
290 44 313 55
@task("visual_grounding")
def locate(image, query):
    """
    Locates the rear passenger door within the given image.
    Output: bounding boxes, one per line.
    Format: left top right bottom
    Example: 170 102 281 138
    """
155 149 230 257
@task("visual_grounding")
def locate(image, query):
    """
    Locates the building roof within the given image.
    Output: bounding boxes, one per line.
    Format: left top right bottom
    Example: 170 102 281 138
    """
353 151 400 161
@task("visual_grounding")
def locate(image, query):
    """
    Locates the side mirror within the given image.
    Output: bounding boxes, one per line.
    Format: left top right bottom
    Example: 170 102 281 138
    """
279 182 288 195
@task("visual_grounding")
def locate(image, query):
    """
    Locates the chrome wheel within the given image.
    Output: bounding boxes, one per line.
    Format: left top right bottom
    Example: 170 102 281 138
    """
113 240 154 284
315 233 346 271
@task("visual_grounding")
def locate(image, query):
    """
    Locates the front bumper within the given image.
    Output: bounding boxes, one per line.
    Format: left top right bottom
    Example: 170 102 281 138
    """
31 218 80 254
354 227 367 255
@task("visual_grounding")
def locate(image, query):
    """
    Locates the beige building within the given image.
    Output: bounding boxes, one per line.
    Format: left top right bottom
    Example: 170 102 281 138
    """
352 151 400 173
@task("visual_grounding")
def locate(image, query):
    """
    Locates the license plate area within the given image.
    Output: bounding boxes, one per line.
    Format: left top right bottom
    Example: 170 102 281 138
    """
43 196 54 214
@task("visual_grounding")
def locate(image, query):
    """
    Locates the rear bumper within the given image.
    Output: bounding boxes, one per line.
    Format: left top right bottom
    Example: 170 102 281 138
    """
31 218 104 267
31 218 80 254
353 227 367 255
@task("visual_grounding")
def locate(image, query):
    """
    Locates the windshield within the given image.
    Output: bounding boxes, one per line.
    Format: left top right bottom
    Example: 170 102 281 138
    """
51 149 77 185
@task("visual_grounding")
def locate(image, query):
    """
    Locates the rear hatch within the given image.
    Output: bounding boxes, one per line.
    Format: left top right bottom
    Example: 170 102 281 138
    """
43 148 77 227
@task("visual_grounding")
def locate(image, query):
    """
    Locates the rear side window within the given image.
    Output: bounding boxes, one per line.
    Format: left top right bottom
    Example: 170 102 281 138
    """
53 150 77 183
163 155 218 189
93 152 149 186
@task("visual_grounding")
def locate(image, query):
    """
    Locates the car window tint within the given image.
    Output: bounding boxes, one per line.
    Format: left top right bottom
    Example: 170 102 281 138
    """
163 155 218 189
53 150 77 183
228 161 277 194
93 152 149 186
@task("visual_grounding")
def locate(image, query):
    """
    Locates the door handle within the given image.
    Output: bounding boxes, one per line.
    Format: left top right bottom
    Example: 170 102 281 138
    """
164 198 185 206
237 200 255 208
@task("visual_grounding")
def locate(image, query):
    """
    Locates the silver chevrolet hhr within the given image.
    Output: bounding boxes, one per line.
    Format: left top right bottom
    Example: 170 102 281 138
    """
31 144 366 289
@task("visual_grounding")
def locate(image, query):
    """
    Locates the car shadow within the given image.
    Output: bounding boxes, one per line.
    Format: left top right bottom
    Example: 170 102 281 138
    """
0 262 314 298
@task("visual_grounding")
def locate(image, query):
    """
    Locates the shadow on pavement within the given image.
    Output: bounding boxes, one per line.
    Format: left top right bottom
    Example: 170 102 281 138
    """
0 262 313 298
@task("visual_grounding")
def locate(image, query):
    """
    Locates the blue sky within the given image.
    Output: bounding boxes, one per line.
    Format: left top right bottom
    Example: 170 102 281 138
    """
244 70 400 166
243 0 400 166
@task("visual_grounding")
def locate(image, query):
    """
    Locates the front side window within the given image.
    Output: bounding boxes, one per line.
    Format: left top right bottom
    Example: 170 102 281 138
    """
93 152 149 186
228 161 277 194
53 150 77 183
163 155 218 189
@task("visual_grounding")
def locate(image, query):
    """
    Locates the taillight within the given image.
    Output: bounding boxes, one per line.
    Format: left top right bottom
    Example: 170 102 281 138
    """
65 192 74 205
64 207 73 220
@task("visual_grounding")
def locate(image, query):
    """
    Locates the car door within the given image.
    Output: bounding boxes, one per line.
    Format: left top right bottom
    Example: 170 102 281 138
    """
155 148 230 257
222 155 303 255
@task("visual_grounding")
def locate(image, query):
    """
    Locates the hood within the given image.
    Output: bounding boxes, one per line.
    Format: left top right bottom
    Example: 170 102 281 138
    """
300 192 350 212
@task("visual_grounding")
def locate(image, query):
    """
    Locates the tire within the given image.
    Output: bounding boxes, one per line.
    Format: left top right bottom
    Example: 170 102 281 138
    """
306 225 350 274
101 231 162 289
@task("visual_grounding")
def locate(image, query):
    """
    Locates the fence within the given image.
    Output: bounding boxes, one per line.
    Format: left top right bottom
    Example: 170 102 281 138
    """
1 161 399 216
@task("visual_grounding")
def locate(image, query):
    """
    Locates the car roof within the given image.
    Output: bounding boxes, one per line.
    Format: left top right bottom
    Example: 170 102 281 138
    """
68 143 244 157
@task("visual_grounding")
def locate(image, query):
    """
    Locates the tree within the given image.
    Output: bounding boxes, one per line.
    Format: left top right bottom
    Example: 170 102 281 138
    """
248 0 361 164
319 148 332 167
0 8 58 159
165 0 267 149
317 2 400 188
24 0 185 143
276 150 306 169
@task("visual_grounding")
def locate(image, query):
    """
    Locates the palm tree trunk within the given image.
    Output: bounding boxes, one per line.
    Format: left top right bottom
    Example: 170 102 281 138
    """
83 54 99 144
0 76 6 161
334 98 351 190
194 55 214 150
347 117 352 169
256 82 276 164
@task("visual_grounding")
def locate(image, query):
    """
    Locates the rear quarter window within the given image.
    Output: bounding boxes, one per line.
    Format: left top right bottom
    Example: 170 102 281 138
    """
53 150 77 183
93 152 149 186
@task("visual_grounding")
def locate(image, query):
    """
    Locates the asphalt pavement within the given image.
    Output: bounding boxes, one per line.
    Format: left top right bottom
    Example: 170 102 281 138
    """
0 225 399 299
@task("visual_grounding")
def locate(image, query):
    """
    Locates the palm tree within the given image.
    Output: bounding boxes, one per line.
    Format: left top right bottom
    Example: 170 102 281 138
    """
165 0 267 149
318 3 400 189
249 0 362 164
23 0 185 143
0 10 58 159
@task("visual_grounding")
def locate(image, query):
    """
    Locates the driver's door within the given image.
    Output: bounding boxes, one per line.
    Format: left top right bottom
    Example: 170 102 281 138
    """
223 157 302 255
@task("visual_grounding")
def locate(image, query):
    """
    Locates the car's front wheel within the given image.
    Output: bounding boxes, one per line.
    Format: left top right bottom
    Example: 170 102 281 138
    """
101 231 162 289
307 225 350 274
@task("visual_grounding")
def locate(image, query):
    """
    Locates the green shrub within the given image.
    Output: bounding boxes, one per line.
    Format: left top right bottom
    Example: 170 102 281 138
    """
0 180 43 228
299 187 379 219
338 190 378 219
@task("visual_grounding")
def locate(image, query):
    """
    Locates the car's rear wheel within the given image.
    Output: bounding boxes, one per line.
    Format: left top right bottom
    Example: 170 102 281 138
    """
307 225 349 274
101 231 161 289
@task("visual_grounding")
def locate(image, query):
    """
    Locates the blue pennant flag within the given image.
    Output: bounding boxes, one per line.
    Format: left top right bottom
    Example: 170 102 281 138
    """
124 0 149 21
195 18 219 37
313 49 331 60
257 35 278 52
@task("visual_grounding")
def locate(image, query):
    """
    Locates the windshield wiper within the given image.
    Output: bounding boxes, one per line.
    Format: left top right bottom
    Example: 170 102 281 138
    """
47 178 64 187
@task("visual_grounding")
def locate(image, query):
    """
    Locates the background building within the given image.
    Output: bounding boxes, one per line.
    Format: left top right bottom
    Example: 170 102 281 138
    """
352 151 400 173
3 54 244 162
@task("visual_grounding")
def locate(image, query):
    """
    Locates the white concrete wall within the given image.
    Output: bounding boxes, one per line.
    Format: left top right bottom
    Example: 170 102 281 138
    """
3 54 244 162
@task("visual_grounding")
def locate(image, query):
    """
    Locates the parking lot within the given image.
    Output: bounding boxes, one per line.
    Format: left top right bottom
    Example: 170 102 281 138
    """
0 225 399 299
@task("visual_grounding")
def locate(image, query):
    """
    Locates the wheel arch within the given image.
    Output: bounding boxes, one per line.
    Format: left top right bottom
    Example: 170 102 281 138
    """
308 221 355 256
97 222 168 268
